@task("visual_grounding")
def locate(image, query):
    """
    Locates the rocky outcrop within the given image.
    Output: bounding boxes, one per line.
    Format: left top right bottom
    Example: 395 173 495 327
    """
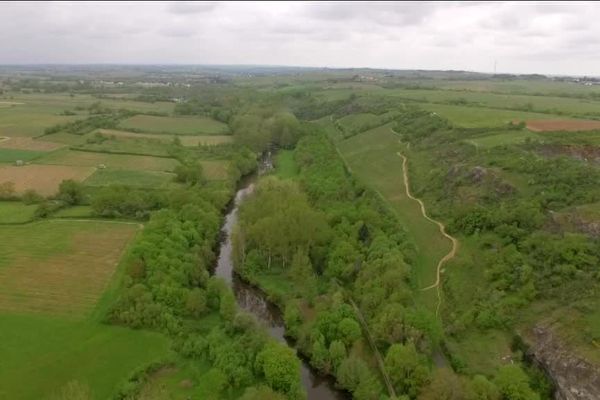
526 325 600 400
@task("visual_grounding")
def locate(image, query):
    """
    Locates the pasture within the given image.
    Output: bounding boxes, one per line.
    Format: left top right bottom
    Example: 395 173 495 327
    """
36 149 179 171
336 124 452 309
0 164 95 195
85 168 177 188
96 128 234 146
0 313 169 400
0 148 45 163
0 220 138 316
0 201 37 224
118 114 229 135
382 87 600 116
466 130 542 148
419 103 565 128
0 136 64 151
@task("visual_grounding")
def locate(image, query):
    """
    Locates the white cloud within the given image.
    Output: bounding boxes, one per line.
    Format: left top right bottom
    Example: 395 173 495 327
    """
0 1 598 75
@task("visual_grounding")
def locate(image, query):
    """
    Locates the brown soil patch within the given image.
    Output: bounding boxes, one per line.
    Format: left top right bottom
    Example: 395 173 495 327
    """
0 137 65 151
537 144 600 164
526 120 600 132
0 221 137 317
0 164 95 195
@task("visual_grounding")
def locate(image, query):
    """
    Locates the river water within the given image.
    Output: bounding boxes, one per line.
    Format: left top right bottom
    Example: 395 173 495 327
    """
213 179 348 400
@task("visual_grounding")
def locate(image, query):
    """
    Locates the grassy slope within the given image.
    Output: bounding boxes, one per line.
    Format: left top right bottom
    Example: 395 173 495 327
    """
336 124 452 310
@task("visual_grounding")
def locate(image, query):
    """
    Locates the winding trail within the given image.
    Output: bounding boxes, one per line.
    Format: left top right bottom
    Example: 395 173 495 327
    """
396 150 459 317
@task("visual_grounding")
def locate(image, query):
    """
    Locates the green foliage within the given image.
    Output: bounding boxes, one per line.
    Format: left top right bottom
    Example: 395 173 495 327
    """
256 342 304 399
494 365 540 400
91 186 166 220
384 342 431 398
57 179 86 205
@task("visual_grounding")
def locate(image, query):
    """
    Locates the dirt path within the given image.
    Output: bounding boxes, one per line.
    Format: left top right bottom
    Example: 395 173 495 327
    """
396 151 459 316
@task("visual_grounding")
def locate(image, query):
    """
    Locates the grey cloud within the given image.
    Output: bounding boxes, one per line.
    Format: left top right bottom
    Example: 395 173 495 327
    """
0 1 598 75
166 2 218 15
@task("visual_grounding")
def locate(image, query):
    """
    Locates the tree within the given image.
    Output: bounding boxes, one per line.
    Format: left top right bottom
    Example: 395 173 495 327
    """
219 291 237 322
467 375 500 400
174 162 204 185
256 342 302 398
328 340 346 370
185 288 207 317
337 317 362 347
417 368 466 400
494 365 540 400
385 342 430 398
284 301 302 339
240 386 287 400
21 189 44 204
337 356 369 392
57 179 85 205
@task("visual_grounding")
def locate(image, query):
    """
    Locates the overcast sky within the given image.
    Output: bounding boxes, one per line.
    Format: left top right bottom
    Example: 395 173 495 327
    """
1 1 598 75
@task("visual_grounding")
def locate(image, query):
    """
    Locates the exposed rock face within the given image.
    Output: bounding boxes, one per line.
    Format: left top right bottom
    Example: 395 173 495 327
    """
526 325 600 400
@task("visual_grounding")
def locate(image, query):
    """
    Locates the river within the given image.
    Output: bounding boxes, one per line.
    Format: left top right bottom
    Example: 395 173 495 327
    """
213 178 349 400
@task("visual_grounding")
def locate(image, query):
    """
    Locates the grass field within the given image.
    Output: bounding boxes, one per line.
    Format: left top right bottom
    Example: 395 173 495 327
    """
0 136 64 151
42 132 92 146
275 150 298 179
419 103 567 128
466 130 542 148
336 124 452 309
0 148 46 163
36 149 179 171
0 201 37 224
85 168 177 188
0 164 96 195
0 313 170 400
0 220 138 316
381 87 600 116
96 128 234 146
119 115 229 135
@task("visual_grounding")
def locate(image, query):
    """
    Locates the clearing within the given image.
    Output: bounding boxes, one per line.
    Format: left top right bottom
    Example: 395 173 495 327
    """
0 164 95 195
0 220 138 317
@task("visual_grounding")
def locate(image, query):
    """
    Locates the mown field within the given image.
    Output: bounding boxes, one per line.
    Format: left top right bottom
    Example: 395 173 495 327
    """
119 114 229 135
0 220 138 316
